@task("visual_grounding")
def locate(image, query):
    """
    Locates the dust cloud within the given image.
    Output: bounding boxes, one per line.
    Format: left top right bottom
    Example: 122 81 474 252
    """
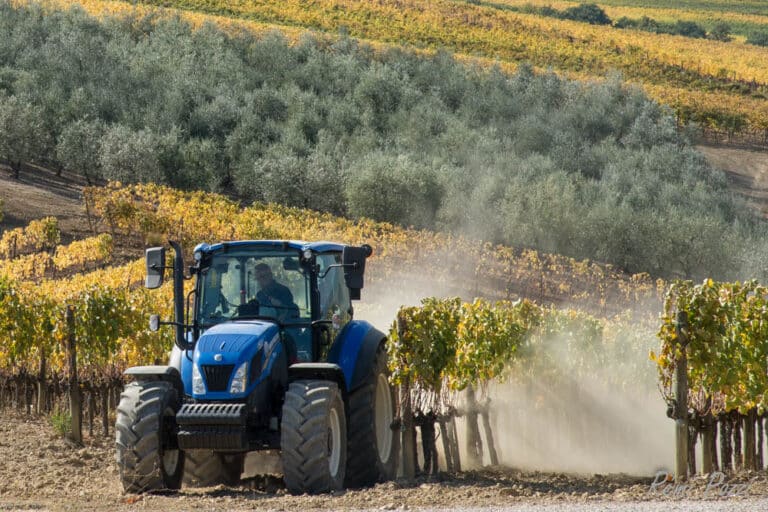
486 371 673 476
360 267 675 477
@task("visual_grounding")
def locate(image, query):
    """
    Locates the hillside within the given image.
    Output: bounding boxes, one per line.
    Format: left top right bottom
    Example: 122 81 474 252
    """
3 145 766 242
1 168 768 500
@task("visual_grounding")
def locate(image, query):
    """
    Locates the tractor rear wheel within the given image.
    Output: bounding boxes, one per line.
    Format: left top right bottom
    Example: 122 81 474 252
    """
183 450 243 487
115 381 184 493
345 343 398 488
281 380 346 494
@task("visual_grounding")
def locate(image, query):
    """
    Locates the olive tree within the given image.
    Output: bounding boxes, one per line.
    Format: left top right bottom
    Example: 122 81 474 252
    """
99 124 164 183
0 95 50 178
56 118 105 184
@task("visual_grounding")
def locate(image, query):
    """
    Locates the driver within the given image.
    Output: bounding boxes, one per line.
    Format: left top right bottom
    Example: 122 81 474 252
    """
254 263 294 311
237 263 300 323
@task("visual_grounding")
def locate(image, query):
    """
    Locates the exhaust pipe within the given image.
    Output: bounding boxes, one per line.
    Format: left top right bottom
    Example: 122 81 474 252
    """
169 241 189 350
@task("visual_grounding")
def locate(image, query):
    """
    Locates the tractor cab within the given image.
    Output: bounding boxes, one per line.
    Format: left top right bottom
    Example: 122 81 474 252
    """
191 241 366 364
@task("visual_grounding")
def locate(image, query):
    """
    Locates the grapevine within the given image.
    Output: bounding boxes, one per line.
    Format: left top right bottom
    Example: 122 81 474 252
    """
0 217 60 260
655 279 768 415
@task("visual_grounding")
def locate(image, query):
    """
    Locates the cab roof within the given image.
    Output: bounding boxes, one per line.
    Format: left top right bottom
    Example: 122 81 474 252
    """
194 240 346 254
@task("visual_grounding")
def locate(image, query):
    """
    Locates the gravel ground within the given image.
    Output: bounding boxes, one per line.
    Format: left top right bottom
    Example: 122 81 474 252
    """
419 503 768 512
1 410 767 511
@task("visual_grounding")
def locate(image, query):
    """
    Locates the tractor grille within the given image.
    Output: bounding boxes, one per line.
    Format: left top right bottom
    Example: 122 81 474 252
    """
201 364 234 392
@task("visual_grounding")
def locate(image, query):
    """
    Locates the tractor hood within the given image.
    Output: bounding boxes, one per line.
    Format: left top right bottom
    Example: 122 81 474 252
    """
191 320 281 399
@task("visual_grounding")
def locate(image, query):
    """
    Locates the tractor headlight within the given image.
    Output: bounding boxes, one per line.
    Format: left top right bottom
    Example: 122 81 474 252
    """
229 362 248 394
192 364 205 395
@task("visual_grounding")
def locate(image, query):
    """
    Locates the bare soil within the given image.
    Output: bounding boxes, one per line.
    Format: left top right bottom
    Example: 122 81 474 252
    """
0 409 741 512
0 164 90 243
698 145 768 217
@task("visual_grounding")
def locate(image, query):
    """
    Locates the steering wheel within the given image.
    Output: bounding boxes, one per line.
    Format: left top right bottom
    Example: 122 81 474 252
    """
237 299 260 316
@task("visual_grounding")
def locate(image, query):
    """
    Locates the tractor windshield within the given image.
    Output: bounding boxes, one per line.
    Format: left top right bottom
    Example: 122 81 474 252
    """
197 249 310 327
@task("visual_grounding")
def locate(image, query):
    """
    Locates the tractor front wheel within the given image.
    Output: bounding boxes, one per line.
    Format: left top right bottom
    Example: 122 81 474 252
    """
115 381 184 493
281 380 346 494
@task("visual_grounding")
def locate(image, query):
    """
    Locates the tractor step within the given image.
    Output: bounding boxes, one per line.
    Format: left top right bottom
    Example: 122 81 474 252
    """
176 403 249 450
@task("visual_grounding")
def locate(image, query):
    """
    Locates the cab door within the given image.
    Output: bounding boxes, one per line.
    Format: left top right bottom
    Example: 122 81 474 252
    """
316 253 352 358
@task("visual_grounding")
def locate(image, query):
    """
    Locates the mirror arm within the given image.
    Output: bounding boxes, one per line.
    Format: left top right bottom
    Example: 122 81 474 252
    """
151 318 195 331
157 320 188 328
318 262 358 279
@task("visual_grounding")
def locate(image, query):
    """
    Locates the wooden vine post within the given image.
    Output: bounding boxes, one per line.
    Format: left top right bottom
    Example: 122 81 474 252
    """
464 385 483 467
36 350 46 415
674 311 689 481
732 412 743 470
701 397 714 474
396 315 416 483
449 413 462 471
66 306 82 445
755 414 765 471
745 409 757 471
720 414 732 472
399 378 416 482
438 415 454 472
480 398 499 466
101 385 110 436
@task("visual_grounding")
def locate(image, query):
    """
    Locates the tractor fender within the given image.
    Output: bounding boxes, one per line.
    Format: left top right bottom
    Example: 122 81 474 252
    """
169 345 194 396
288 363 347 399
326 320 386 393
123 365 185 398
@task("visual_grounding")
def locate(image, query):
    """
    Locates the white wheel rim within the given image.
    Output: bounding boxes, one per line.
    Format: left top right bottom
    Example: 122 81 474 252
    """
328 407 342 477
374 373 393 464
161 407 179 477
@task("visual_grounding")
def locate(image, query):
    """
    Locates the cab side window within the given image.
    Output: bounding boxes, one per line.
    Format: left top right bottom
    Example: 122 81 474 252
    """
317 254 352 332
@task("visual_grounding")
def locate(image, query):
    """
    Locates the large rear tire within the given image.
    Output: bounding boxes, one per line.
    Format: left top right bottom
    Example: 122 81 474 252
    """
345 343 398 488
115 381 184 493
281 380 346 494
183 450 243 487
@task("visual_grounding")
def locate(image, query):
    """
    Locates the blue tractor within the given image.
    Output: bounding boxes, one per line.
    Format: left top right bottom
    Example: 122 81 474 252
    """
115 240 398 494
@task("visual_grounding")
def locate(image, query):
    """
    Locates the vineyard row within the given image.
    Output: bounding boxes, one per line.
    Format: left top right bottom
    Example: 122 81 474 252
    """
0 233 114 281
656 279 768 416
0 216 60 259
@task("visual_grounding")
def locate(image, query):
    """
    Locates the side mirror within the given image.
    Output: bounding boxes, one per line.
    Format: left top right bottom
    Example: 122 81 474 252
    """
149 314 160 332
342 245 372 300
145 247 166 289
